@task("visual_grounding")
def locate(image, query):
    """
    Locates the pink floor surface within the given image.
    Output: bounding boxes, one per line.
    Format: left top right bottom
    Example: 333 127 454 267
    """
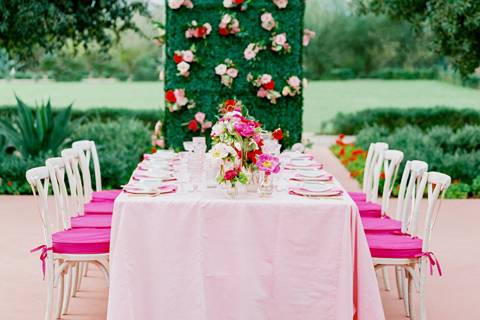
0 146 479 319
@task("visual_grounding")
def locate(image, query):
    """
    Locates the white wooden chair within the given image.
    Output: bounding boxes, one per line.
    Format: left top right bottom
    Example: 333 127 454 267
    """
27 167 110 319
368 171 451 320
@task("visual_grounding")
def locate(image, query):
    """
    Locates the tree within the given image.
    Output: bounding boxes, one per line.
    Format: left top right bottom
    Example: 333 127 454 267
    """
0 0 148 63
354 0 480 75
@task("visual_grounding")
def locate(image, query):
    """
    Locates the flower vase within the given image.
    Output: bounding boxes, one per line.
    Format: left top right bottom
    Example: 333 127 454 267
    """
226 182 239 198
259 173 274 197
246 168 260 193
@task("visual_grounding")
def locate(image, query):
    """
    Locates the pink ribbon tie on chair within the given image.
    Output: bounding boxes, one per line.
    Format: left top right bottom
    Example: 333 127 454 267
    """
30 245 52 280
415 252 442 276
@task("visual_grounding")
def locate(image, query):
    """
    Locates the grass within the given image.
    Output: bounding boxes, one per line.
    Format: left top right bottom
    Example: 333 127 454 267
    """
2 79 480 132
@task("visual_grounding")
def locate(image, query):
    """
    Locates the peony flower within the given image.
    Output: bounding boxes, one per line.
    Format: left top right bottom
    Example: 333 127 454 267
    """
287 76 301 88
256 154 280 175
194 111 206 123
260 74 272 84
224 169 238 181
234 121 255 137
272 0 288 9
226 68 238 78
215 64 227 75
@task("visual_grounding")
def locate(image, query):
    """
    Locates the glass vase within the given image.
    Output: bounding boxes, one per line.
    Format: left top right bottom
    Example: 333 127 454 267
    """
225 182 239 198
246 168 260 193
259 173 274 197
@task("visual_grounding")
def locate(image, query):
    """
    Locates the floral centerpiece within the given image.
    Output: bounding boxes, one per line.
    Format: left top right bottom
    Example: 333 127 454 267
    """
210 109 265 195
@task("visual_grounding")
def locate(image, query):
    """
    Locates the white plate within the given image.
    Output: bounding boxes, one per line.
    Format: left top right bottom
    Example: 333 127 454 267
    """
296 170 326 178
301 182 332 193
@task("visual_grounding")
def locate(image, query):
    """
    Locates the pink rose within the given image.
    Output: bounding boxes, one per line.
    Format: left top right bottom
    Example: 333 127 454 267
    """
215 64 227 75
182 50 194 62
244 47 256 60
184 0 193 8
274 33 287 45
168 0 184 9
273 0 288 9
226 68 238 78
221 14 232 25
202 121 213 131
287 76 301 88
194 112 206 123
204 23 212 34
185 29 193 38
261 13 276 31
257 87 268 98
261 74 272 84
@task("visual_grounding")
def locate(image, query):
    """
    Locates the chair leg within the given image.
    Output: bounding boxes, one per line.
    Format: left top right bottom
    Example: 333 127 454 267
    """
83 262 89 277
76 262 84 293
71 262 79 297
395 266 404 299
408 268 416 320
382 267 391 291
419 259 427 320
55 269 64 319
403 268 410 317
91 260 110 287
62 265 72 315
45 259 54 320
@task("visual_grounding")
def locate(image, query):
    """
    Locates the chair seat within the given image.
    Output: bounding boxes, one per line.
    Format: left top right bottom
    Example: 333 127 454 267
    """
362 216 402 233
52 228 110 255
356 201 382 218
367 233 423 259
71 214 112 229
92 189 122 202
348 191 366 202
84 201 114 215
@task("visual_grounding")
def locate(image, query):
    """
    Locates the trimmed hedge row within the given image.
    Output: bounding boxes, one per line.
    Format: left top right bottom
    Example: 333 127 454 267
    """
331 107 480 134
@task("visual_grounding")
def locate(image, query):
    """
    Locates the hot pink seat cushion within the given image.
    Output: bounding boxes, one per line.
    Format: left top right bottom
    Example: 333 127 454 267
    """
361 216 401 234
356 201 382 218
367 233 423 259
92 189 122 202
71 214 112 229
348 191 366 202
52 228 110 254
84 201 114 215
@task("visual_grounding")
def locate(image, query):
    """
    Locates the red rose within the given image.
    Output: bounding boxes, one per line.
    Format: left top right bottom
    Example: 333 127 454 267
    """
272 128 283 140
234 0 244 4
7 181 13 187
173 54 183 64
165 90 176 103
338 134 345 140
197 26 207 38
222 99 237 113
224 169 238 181
188 120 199 132
263 80 275 90
218 27 229 36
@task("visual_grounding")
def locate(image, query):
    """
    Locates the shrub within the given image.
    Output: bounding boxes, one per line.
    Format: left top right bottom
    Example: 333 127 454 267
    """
70 119 151 189
368 68 437 80
445 183 471 200
331 107 480 134
0 155 46 195
471 177 480 198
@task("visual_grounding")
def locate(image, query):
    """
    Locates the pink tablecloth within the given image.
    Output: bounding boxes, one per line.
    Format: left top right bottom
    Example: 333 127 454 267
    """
107 189 384 320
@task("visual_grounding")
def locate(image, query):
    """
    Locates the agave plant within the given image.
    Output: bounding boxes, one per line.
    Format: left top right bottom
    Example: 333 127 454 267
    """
0 96 75 157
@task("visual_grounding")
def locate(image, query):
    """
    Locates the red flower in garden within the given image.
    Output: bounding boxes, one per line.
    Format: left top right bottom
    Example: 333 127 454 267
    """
151 146 157 153
352 149 363 155
188 120 199 132
339 147 345 157
272 128 283 140
380 172 385 180
263 80 275 90
165 90 176 103
197 26 208 38
218 27 229 36
234 0 244 4
7 181 13 187
173 54 183 64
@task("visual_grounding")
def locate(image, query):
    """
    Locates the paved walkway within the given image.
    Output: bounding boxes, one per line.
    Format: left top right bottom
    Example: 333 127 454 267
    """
0 144 479 319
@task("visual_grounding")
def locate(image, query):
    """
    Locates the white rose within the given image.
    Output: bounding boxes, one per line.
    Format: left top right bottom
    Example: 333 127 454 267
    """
211 143 229 159
212 123 225 136
182 50 194 62
168 0 184 9
215 64 227 75
223 0 233 8
177 61 190 74
261 74 272 84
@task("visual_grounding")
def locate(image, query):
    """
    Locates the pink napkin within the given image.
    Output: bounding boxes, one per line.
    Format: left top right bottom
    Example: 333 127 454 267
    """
284 163 324 170
290 173 333 182
289 187 343 198
123 184 177 195
133 173 177 182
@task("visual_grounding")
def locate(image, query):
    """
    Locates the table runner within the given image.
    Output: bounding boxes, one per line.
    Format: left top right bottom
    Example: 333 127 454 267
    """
107 185 384 320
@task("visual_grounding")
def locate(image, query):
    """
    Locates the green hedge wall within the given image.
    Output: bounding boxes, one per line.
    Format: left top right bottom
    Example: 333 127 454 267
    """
164 0 305 149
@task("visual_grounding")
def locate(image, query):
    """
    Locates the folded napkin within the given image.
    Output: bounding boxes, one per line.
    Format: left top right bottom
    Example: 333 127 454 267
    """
289 187 343 198
289 173 333 182
284 163 324 170
133 173 177 182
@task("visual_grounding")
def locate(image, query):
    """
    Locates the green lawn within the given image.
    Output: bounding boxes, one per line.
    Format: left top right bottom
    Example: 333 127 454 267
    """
2 79 480 132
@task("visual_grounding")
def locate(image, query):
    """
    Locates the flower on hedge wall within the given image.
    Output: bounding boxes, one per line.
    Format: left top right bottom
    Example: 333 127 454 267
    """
173 46 197 78
272 128 283 140
303 29 316 46
247 73 281 104
223 0 252 11
165 89 196 112
215 59 238 88
218 13 241 36
185 21 212 39
185 112 212 133
282 75 302 97
153 21 166 46
168 0 193 9
260 12 276 31
243 42 266 61
219 99 243 114
271 33 291 54
272 0 288 9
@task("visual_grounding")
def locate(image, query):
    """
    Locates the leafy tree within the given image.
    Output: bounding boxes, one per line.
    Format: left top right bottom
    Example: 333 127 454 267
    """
354 0 480 75
0 0 148 63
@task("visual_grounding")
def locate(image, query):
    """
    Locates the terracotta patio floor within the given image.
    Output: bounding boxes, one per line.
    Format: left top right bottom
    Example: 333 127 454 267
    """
0 144 479 319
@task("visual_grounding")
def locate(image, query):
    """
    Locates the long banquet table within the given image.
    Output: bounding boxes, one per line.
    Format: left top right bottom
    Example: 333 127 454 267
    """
107 159 385 320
